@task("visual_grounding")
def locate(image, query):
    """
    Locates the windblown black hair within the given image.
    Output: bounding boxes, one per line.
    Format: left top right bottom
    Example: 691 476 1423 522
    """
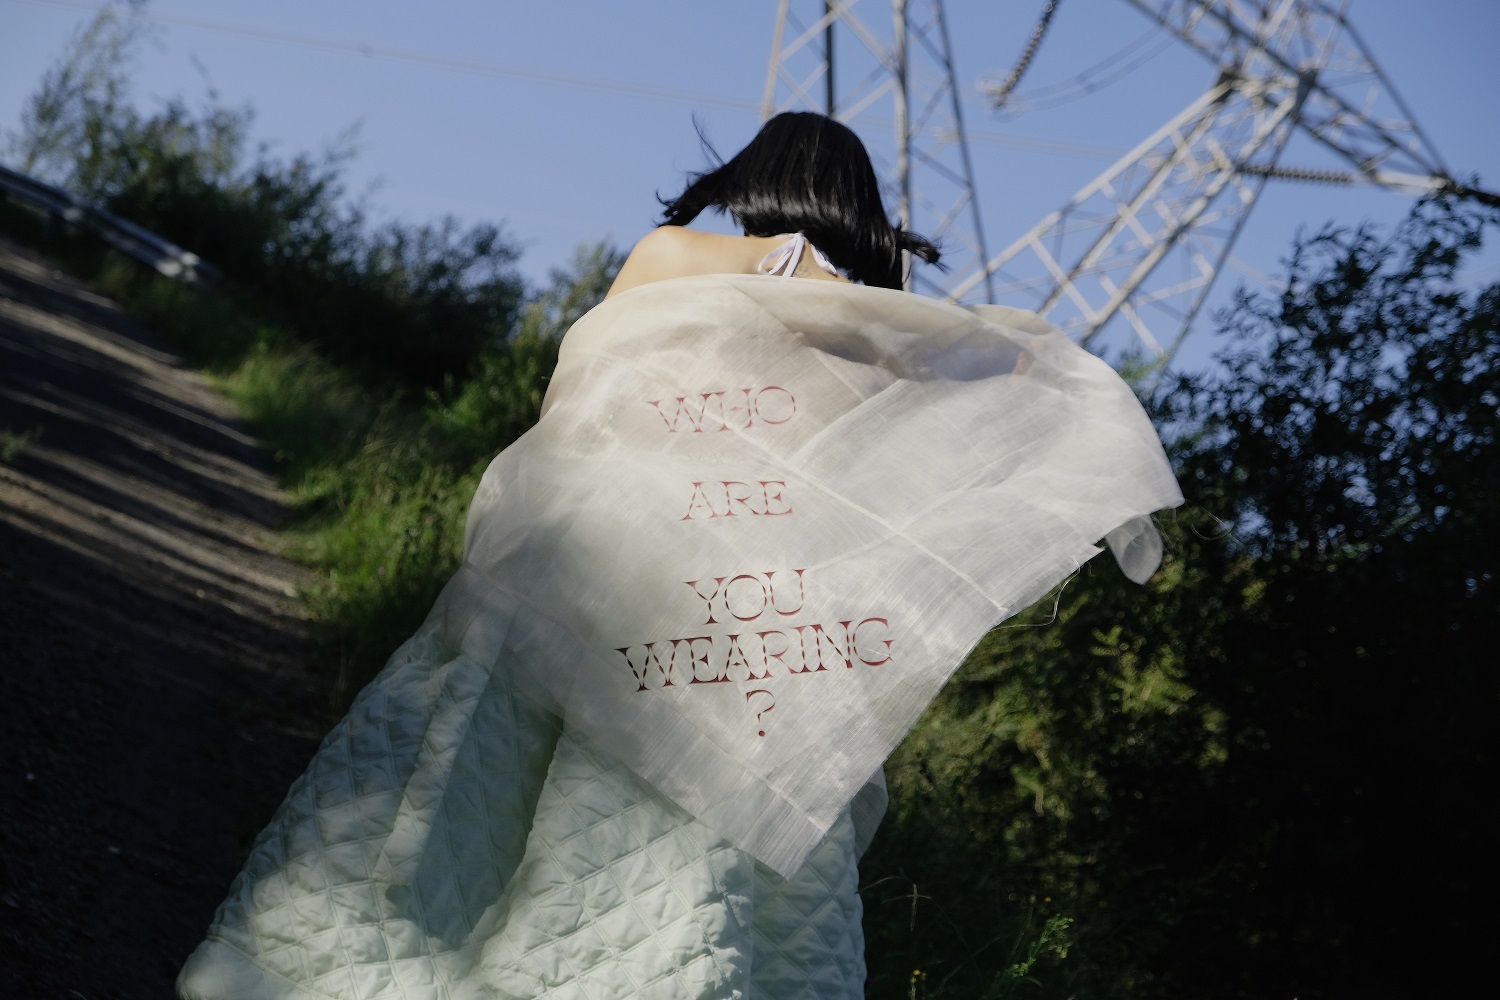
658 112 941 290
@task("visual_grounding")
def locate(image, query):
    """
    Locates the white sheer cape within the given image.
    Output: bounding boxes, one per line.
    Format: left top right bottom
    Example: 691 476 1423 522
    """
418 274 1182 878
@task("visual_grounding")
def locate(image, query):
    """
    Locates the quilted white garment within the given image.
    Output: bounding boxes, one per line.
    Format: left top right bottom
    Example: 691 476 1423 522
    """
179 631 874 999
179 275 1180 998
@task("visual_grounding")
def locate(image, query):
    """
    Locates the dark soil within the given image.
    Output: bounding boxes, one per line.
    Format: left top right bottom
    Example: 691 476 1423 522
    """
0 236 329 999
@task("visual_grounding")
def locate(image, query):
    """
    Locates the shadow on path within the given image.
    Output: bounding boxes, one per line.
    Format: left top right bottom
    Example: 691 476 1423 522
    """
0 236 329 998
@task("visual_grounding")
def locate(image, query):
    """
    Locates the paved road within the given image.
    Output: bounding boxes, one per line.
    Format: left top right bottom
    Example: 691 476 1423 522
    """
0 236 326 998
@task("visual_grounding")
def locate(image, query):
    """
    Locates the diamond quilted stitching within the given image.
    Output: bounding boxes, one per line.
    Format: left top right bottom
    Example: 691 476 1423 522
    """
392 955 449 995
746 822 864 999
328 883 382 932
307 965 358 998
378 918 429 964
187 629 866 999
255 935 312 982
586 892 667 957
323 841 377 885
315 800 368 848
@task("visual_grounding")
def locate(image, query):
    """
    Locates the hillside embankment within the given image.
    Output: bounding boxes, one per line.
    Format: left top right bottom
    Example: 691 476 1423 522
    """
0 235 327 998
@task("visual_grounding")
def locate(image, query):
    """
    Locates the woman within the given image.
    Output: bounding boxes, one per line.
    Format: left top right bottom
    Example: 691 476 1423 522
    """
606 110 937 298
179 113 1180 1000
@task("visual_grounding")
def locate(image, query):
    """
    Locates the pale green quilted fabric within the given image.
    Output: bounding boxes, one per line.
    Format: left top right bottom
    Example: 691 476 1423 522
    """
177 631 866 999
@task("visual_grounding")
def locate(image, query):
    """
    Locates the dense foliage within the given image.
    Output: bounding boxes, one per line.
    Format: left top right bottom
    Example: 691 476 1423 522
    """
8 2 523 389
861 198 1498 998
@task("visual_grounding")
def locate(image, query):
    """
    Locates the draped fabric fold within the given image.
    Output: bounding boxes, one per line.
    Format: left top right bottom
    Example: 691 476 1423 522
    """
430 274 1182 878
178 275 1181 999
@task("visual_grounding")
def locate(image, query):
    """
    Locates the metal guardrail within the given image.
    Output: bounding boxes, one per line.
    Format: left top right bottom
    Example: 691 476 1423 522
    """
0 163 220 286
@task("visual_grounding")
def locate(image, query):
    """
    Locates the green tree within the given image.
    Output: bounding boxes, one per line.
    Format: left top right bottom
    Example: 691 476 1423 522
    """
6 3 525 389
429 240 627 469
861 196 1498 998
6 0 148 182
1146 196 1498 996
308 240 625 694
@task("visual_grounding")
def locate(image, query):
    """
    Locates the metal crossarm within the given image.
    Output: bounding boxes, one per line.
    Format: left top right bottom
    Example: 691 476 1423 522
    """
956 0 1459 360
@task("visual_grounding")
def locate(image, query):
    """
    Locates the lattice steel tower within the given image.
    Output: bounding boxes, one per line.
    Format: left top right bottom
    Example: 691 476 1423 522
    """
763 0 994 300
965 0 1477 358
768 0 1489 362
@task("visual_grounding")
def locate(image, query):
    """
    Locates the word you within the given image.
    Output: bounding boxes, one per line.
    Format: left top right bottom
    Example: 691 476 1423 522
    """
612 568 895 736
648 386 796 433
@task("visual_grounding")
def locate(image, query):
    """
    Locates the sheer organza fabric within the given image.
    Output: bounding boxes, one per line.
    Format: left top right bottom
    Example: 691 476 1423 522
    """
179 275 1181 999
439 275 1181 877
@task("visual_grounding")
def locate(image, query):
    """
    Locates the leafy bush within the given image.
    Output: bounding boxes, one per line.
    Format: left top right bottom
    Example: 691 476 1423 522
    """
7 2 523 390
296 242 623 700
859 197 1499 998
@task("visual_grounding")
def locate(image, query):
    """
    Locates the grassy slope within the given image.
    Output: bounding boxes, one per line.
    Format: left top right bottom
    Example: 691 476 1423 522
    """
9 225 525 708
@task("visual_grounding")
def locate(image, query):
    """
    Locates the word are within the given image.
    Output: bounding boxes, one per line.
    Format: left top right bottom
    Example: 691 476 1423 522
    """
681 480 792 520
648 386 796 433
615 618 894 692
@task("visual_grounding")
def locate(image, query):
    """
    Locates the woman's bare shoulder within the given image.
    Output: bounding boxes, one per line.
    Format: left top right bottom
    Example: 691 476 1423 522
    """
606 227 761 299
632 226 726 270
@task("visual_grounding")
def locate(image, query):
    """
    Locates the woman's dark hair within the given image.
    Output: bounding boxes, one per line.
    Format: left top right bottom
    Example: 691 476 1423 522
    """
658 112 941 290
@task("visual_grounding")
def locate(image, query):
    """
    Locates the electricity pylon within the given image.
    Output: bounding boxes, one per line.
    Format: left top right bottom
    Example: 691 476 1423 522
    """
767 0 1488 363
763 0 994 300
960 0 1467 360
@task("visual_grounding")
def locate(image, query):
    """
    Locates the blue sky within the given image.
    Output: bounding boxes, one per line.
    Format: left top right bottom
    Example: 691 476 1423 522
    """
2 0 1497 369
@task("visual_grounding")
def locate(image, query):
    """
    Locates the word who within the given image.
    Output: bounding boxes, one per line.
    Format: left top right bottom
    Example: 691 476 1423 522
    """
648 386 796 433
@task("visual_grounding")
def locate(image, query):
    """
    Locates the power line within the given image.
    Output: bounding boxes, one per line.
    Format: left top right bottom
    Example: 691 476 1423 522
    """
4 0 1127 161
7 0 761 113
995 27 1176 115
984 0 1063 109
1006 25 1161 99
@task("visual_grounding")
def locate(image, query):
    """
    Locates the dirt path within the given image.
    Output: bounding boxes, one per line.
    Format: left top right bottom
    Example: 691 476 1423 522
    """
0 236 328 998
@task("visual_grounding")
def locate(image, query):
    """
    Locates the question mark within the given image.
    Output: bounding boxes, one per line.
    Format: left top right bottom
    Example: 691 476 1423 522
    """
745 688 776 737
